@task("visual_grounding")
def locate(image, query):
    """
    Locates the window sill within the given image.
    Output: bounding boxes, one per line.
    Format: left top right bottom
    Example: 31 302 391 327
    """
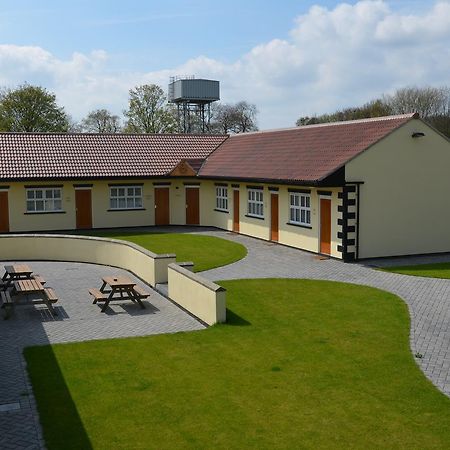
214 208 229 214
107 208 146 212
245 214 265 220
286 222 312 229
24 211 66 215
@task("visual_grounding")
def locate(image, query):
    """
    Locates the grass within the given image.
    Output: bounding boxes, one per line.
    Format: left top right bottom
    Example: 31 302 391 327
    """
89 231 247 272
25 279 450 449
382 262 450 279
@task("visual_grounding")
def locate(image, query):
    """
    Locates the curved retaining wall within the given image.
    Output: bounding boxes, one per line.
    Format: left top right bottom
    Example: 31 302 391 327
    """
0 234 176 287
0 234 226 325
168 263 226 325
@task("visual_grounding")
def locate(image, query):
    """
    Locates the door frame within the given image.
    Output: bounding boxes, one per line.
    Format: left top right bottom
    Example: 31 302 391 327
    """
185 184 200 225
154 185 170 226
74 186 93 229
319 195 332 255
233 188 240 232
0 188 10 233
270 192 279 241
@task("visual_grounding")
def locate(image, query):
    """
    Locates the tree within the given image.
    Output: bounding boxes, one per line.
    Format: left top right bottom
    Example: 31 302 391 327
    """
233 101 258 133
211 103 238 134
0 83 69 132
384 86 450 137
80 109 121 133
211 101 258 134
296 99 392 126
296 86 450 138
384 86 449 118
123 84 177 133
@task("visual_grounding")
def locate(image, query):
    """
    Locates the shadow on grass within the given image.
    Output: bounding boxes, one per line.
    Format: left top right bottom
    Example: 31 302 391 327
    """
225 308 251 326
24 345 93 450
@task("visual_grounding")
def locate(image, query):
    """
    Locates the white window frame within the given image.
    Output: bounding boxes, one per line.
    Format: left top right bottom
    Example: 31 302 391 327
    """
247 188 264 218
26 187 63 213
109 185 143 210
289 192 311 226
215 186 228 212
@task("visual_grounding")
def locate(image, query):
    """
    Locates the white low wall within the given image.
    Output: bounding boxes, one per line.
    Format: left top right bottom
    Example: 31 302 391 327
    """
168 263 226 325
0 234 176 287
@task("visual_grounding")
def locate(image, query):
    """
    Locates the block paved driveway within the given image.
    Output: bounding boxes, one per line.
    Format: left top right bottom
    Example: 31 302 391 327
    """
199 230 450 398
0 260 204 450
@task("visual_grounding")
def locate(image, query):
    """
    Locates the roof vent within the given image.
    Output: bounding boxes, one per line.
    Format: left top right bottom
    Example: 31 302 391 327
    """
411 132 425 138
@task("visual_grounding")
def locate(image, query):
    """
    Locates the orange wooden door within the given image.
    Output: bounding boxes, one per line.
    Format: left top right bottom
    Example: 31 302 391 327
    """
233 190 240 232
0 191 10 233
75 190 92 229
320 198 331 254
185 187 200 225
270 193 279 241
155 187 170 225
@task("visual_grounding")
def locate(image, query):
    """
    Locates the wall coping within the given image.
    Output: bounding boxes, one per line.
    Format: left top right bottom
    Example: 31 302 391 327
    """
178 261 194 267
0 233 176 260
168 263 225 292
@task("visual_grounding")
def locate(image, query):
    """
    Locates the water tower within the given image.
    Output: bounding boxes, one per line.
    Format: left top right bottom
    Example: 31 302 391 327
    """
168 76 220 133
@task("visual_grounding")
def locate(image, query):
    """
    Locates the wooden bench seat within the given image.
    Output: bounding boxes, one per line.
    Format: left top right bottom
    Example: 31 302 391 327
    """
133 285 151 299
89 288 107 303
33 274 47 285
44 288 58 303
1 290 13 319
0 290 12 307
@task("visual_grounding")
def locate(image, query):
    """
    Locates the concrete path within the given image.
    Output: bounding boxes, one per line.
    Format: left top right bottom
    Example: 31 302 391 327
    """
0 261 204 450
198 230 450 398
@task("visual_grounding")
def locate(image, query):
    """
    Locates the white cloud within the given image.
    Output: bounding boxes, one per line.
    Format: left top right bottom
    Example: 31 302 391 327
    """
0 1 450 129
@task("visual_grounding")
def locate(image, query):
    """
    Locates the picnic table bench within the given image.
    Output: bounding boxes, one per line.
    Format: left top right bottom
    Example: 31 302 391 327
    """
89 275 150 313
0 290 13 319
1 264 58 318
1 264 34 290
12 279 58 316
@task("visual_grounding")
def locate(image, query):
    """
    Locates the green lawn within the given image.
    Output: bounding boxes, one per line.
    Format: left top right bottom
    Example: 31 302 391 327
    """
90 232 247 272
382 262 450 279
25 279 450 449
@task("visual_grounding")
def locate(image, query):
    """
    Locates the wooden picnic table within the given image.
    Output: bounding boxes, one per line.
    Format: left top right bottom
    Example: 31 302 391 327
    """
14 279 45 294
8 278 58 317
89 275 148 313
1 264 34 290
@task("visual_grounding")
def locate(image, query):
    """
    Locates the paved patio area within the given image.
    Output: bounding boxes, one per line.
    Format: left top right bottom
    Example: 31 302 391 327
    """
0 260 204 450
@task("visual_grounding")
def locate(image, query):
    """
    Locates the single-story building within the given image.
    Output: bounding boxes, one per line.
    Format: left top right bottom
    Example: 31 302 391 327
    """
1 112 449 261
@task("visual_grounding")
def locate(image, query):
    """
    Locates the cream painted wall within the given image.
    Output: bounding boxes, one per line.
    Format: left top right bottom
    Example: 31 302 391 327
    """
169 179 186 225
278 188 341 258
3 178 343 259
92 180 153 228
199 180 233 230
4 179 200 232
199 181 342 258
8 182 76 232
346 119 450 258
0 234 176 286
168 262 226 325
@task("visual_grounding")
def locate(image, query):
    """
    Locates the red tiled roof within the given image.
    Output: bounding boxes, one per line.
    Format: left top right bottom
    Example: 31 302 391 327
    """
0 133 228 180
199 114 419 183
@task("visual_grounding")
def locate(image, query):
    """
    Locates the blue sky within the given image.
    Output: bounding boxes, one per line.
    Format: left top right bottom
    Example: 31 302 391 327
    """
0 0 447 128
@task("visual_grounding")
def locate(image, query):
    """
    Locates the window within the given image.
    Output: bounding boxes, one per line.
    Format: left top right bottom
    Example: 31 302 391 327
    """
247 189 264 218
110 186 143 210
289 193 311 225
215 186 228 211
26 188 62 213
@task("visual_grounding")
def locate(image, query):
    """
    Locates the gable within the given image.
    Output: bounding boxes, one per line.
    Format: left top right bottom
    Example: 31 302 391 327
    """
170 160 198 177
